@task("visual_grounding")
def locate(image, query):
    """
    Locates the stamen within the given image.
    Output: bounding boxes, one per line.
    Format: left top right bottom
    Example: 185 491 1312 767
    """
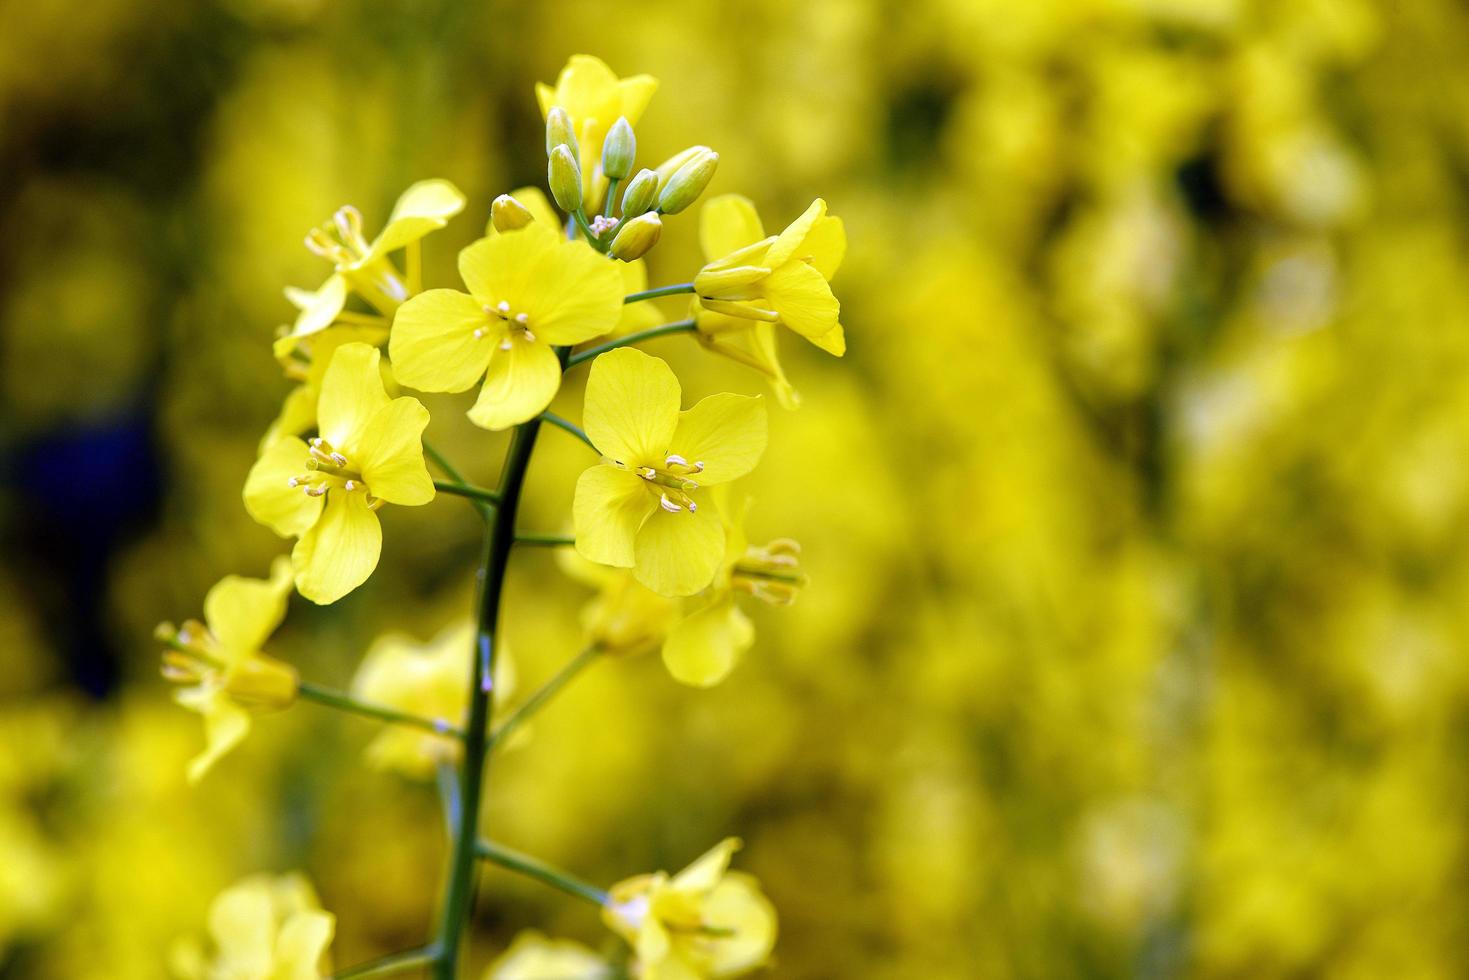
496 300 511 315
687 499 698 512
665 453 689 467
659 493 683 513
305 485 328 497
473 328 486 339
514 312 529 325
499 338 513 351
288 477 301 488
343 479 357 491
330 452 348 467
522 329 536 343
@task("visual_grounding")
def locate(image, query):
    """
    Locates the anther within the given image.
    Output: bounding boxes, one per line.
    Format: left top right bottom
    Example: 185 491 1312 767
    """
305 486 328 497
496 300 511 315
288 477 300 488
499 338 513 351
659 493 683 513
665 453 689 467
522 329 536 343
473 328 486 339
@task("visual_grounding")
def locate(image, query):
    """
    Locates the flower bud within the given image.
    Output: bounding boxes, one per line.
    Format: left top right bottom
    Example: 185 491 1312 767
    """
602 117 637 181
621 169 659 218
653 146 705 189
548 144 583 212
609 213 663 261
657 148 720 215
490 194 536 232
545 106 578 157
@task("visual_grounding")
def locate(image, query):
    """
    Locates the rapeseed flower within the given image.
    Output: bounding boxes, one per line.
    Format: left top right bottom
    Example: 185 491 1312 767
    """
158 556 297 783
692 195 846 407
389 224 622 430
573 348 766 597
603 838 776 979
245 343 434 604
281 179 465 353
486 931 610 979
350 619 516 779
172 872 334 979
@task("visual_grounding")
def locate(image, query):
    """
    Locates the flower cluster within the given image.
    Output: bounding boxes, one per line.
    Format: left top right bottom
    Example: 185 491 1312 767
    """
161 54 842 978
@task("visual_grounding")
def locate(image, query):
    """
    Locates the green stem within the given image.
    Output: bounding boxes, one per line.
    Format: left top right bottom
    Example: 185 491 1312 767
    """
297 682 463 738
512 531 576 547
566 320 697 368
623 283 696 304
539 411 597 451
433 479 502 507
333 946 439 979
603 177 621 220
475 839 609 907
486 646 601 752
434 414 545 979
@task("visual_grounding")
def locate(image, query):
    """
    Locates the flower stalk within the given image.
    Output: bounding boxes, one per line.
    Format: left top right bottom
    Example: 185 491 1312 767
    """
567 320 697 368
475 838 609 907
297 681 464 738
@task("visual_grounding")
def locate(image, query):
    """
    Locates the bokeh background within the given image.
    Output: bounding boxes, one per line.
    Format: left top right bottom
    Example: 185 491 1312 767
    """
2 0 1466 976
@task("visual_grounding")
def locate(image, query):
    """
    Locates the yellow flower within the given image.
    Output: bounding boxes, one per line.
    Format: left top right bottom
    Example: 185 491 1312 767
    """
262 324 391 451
244 342 434 605
172 872 334 980
603 839 777 980
283 179 466 353
692 195 847 407
537 55 659 209
573 348 767 597
485 930 610 980
558 548 684 656
389 223 623 430
662 493 806 688
350 618 516 780
159 556 298 784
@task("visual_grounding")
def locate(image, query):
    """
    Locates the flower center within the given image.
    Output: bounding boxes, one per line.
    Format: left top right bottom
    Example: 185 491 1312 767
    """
476 300 536 348
158 619 223 686
305 206 371 265
733 538 806 605
287 437 375 504
636 454 706 514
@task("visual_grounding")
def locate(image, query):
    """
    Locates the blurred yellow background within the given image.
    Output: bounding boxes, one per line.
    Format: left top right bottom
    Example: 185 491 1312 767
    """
3 0 1466 976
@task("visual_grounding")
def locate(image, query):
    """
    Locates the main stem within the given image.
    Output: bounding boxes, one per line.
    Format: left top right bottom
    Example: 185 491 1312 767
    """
434 418 543 979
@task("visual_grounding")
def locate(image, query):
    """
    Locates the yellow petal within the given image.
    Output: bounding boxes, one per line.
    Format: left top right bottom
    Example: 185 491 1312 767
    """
573 465 656 568
244 436 323 538
262 385 318 450
764 198 827 268
763 261 841 344
636 916 672 970
202 557 294 659
361 179 466 262
810 320 846 357
752 322 801 409
661 596 753 688
634 505 724 597
317 343 391 457
516 240 623 345
356 398 434 505
274 909 335 979
285 274 347 342
457 225 559 307
388 289 496 393
700 874 778 975
292 492 382 605
207 873 276 968
673 837 740 892
671 393 767 485
467 336 562 431
583 347 680 465
488 930 608 980
699 194 765 261
185 693 251 785
804 215 846 280
614 73 659 125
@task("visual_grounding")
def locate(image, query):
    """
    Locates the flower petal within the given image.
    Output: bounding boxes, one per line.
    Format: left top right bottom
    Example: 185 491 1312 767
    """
244 436 324 538
457 225 559 307
388 289 497 393
804 215 845 280
274 909 336 978
672 837 740 892
699 195 765 261
661 596 753 688
292 492 382 604
700 874 778 976
809 321 846 357
202 556 294 659
362 179 466 261
634 504 724 597
467 337 562 431
765 198 827 268
206 869 276 965
584 347 680 465
516 240 623 345
184 693 251 785
763 260 841 344
573 465 656 568
671 393 767 485
284 274 347 344
317 343 391 456
357 398 434 505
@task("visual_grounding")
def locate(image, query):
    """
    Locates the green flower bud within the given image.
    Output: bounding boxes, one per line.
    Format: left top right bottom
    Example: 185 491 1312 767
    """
545 106 578 157
602 117 637 181
490 194 536 232
653 146 705 189
609 213 663 261
621 169 659 218
657 148 719 215
548 144 583 212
